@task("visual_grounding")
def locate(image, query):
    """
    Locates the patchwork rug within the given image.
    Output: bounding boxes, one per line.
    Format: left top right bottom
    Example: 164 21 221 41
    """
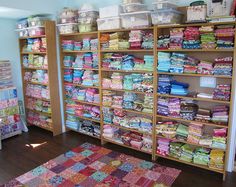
1 143 181 187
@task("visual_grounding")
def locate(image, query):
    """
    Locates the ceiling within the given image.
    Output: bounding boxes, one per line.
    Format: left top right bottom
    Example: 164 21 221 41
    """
0 6 34 19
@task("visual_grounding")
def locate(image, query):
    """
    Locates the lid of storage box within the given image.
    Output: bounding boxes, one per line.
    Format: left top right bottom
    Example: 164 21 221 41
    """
152 8 182 14
80 4 96 12
56 23 78 26
120 10 151 15
97 16 121 21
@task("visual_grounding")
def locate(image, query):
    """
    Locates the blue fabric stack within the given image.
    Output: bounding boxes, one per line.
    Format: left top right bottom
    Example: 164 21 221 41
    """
171 80 189 96
158 52 171 72
158 75 172 94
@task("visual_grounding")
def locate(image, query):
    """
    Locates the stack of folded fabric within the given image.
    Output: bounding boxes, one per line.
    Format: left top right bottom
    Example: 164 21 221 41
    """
199 26 216 49
74 41 82 51
122 55 135 71
123 75 133 90
73 70 83 84
100 34 110 50
170 80 189 96
109 32 125 50
112 96 123 109
211 105 229 125
213 56 233 76
187 123 203 144
157 35 170 49
158 75 172 94
90 39 98 51
195 108 211 122
213 84 231 101
197 93 213 99
168 98 181 118
157 97 169 116
209 150 225 170
110 73 123 89
92 53 98 68
170 53 186 73
156 138 170 156
176 124 189 141
129 30 143 49
63 56 74 67
211 128 227 150
143 55 154 71
183 27 201 49
193 148 210 166
140 73 154 93
142 95 153 113
133 57 145 70
74 54 84 68
64 69 73 83
157 52 171 72
184 56 199 74
62 40 74 51
80 120 101 137
180 100 198 120
170 28 184 49
197 61 213 75
110 53 123 70
103 124 118 139
123 92 137 110
156 121 178 139
83 53 93 69
169 142 184 159
82 70 94 86
199 135 213 147
82 38 91 50
103 107 113 124
142 31 154 49
66 115 79 130
215 25 235 49
180 144 195 162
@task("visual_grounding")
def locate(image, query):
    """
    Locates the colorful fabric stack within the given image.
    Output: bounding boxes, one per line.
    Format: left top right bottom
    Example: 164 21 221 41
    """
199 26 216 49
157 97 169 116
109 32 125 50
213 84 231 101
199 135 213 147
103 107 113 124
184 56 199 74
83 53 93 68
80 120 100 137
156 121 178 139
180 100 198 120
170 53 185 73
123 92 136 110
142 31 154 49
74 54 84 68
122 55 135 71
90 38 98 50
82 70 97 86
193 148 210 166
103 125 118 139
211 128 227 150
74 41 82 51
187 123 203 144
143 55 154 71
100 34 110 50
170 80 189 96
157 52 171 72
209 150 225 170
195 108 211 122
169 142 184 158
169 28 184 49
176 124 189 141
62 40 74 51
142 95 153 113
157 35 170 49
213 56 233 76
211 106 229 125
82 38 91 50
215 25 235 49
180 144 194 162
158 75 172 94
168 98 181 118
64 69 73 82
63 56 74 67
183 27 201 49
110 73 123 89
157 138 170 156
197 61 213 75
129 30 143 49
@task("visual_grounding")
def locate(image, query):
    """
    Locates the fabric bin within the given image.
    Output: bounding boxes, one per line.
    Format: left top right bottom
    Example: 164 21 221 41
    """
97 17 121 30
151 9 182 25
120 11 151 29
99 5 122 18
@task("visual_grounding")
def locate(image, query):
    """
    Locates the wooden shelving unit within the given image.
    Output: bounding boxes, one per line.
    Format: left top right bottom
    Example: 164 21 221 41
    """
59 21 236 179
19 21 62 136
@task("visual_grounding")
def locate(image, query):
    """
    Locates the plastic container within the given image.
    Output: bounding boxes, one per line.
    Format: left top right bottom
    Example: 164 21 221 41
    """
122 3 147 13
17 29 29 37
78 10 99 18
151 9 182 25
152 1 177 10
28 27 45 36
28 15 49 27
17 18 28 29
99 5 122 19
59 8 78 24
78 24 97 33
123 0 143 4
97 17 121 31
187 5 207 22
120 11 151 29
57 23 78 34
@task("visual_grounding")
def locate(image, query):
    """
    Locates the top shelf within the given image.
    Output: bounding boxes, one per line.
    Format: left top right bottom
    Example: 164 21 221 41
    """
19 35 46 40
60 31 98 37
99 27 154 33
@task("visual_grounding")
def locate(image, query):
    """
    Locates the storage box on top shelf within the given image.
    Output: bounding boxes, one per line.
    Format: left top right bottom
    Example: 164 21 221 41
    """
120 11 151 29
151 9 183 25
186 2 207 23
99 5 122 19
97 17 121 30
122 3 147 13
123 0 143 4
152 1 177 10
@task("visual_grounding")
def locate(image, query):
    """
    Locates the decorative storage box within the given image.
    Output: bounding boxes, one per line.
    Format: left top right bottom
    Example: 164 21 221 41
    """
120 11 151 29
99 5 122 19
151 9 182 25
57 23 78 34
152 1 177 10
97 17 121 31
122 3 147 13
187 5 207 22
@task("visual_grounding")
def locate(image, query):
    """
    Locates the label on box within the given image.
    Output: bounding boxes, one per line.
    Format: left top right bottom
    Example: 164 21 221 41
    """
200 77 216 88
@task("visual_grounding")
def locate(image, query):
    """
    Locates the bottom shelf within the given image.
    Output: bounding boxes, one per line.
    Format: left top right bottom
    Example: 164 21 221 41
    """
67 126 101 140
27 121 53 132
1 130 22 140
156 153 224 174
103 137 152 155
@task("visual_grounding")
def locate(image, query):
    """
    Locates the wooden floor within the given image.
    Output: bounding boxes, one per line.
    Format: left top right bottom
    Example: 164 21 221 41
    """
0 126 236 187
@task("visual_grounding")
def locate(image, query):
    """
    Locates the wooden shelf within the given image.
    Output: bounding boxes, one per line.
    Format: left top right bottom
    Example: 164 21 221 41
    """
157 49 233 52
25 95 51 102
103 138 152 155
103 88 152 95
60 31 98 37
20 21 62 136
105 106 153 116
66 126 101 139
158 72 232 79
99 27 154 33
156 153 224 174
66 98 100 107
157 94 231 104
26 108 51 117
19 35 46 39
101 49 153 53
156 115 228 128
64 82 99 89
62 50 97 53
63 67 98 71
65 112 100 123
156 135 226 151
102 69 153 73
108 123 152 135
